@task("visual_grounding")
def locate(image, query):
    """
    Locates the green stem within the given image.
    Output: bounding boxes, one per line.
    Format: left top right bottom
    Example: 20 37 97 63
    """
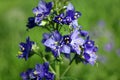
55 61 60 80
61 54 76 78
43 57 56 74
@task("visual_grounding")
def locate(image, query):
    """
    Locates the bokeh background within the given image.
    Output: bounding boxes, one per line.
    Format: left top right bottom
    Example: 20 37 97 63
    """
0 0 120 80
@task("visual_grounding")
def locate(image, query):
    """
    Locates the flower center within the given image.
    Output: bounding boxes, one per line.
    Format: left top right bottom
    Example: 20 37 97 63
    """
74 12 80 19
63 35 71 44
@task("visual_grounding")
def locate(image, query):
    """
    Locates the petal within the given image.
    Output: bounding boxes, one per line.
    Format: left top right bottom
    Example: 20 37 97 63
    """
71 44 81 55
70 20 78 28
71 37 85 46
89 53 97 65
70 29 80 39
43 62 49 72
67 3 74 11
32 7 39 14
52 31 62 41
44 38 56 49
38 0 47 11
80 30 88 37
61 45 71 54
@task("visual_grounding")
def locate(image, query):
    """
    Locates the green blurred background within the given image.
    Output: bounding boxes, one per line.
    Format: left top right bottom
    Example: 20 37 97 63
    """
0 0 120 80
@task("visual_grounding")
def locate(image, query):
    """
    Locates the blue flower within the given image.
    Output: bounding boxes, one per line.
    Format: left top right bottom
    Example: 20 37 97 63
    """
64 3 81 25
53 13 65 24
79 29 89 37
82 37 98 65
18 37 34 60
43 31 62 57
33 62 54 80
20 69 34 80
26 17 37 29
53 3 81 29
61 29 85 55
20 63 54 80
33 0 53 25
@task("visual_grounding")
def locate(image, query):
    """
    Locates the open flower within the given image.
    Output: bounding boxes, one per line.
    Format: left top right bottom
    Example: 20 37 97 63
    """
82 37 98 65
64 3 81 25
43 31 62 57
20 69 34 80
18 37 34 60
33 62 54 80
33 0 53 25
53 3 81 28
20 62 54 80
61 29 85 55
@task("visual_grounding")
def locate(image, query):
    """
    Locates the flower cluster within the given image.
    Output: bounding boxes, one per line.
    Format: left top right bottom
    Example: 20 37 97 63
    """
20 62 54 80
53 3 81 28
18 37 35 60
18 0 98 80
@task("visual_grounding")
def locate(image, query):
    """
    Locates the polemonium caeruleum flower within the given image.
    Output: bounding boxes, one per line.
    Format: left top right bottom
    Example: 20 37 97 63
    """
18 37 34 60
20 69 33 80
33 0 53 25
20 62 54 80
43 31 62 57
60 29 85 56
26 17 37 29
82 37 98 65
53 3 81 28
64 3 81 25
33 62 54 80
53 13 65 24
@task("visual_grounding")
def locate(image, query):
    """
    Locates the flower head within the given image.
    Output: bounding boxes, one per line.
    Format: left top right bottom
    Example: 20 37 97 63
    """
20 69 34 80
61 29 85 55
53 13 65 24
82 37 98 65
26 17 37 29
20 62 54 80
43 31 62 57
64 3 81 24
18 37 34 60
53 3 81 29
33 0 53 25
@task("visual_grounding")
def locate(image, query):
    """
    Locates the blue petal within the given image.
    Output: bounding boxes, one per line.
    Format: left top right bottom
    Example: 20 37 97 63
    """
70 29 80 39
61 45 71 54
38 0 47 11
70 20 78 28
44 38 56 49
80 30 88 37
71 37 85 46
52 31 62 41
67 3 74 11
71 44 81 55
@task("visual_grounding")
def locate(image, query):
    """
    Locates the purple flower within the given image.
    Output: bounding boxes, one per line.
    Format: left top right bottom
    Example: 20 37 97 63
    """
53 3 81 27
64 3 81 25
43 31 62 57
82 37 98 65
33 62 54 80
20 69 34 80
26 17 37 29
20 62 54 80
33 0 53 25
18 37 34 60
61 29 85 55
53 13 65 24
